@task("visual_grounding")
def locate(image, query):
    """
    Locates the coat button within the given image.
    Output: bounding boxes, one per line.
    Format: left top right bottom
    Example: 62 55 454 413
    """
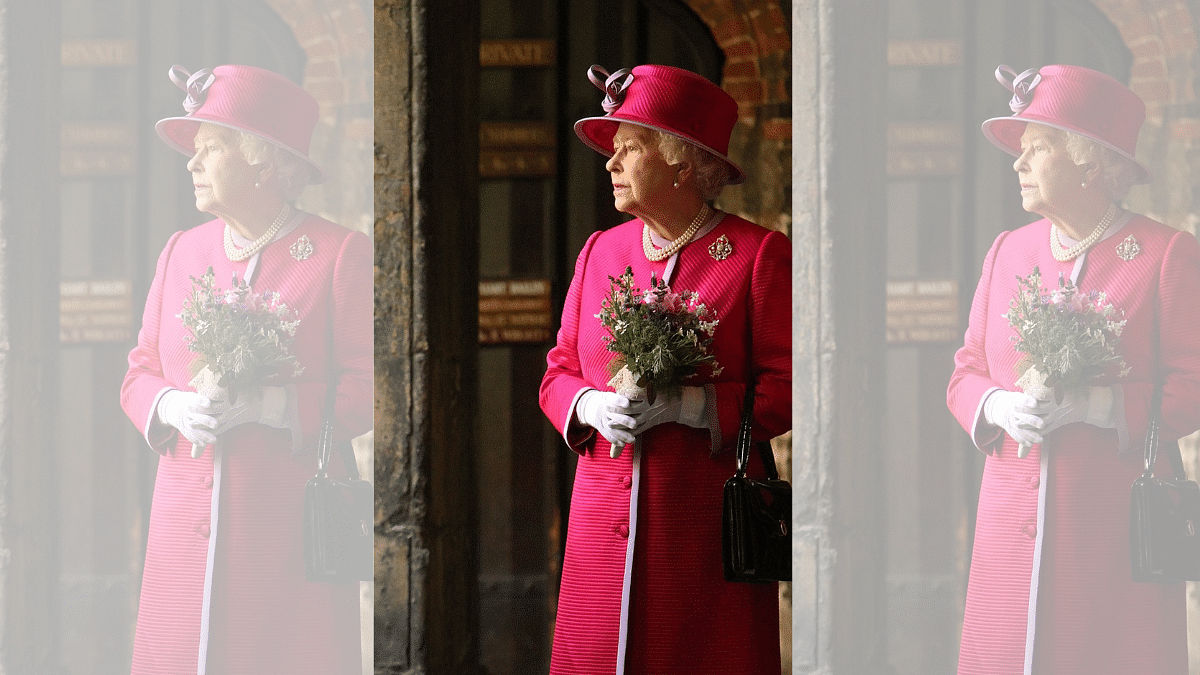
197 523 210 538
1028 476 1039 489
616 524 629 539
1023 522 1037 539
621 476 632 489
202 476 213 489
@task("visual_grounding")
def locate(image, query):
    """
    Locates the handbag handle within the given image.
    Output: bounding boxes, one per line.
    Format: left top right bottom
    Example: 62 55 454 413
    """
1142 385 1188 482
735 383 780 481
316 391 362 482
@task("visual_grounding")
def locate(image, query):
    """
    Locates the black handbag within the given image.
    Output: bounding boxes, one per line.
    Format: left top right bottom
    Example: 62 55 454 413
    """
303 409 373 582
722 384 791 583
1130 386 1200 583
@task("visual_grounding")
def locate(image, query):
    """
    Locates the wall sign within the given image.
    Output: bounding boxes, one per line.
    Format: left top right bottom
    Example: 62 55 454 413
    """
61 40 136 67
479 121 557 177
61 121 137 177
887 40 962 67
887 122 963 177
480 39 556 67
479 279 552 344
61 279 133 343
886 279 959 344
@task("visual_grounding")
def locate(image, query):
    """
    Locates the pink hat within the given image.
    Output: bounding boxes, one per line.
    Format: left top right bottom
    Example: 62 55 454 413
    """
155 65 325 183
574 64 746 184
982 64 1150 184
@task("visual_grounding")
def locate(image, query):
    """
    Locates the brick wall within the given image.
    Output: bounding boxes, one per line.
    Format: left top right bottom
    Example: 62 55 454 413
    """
263 0 372 235
683 0 792 232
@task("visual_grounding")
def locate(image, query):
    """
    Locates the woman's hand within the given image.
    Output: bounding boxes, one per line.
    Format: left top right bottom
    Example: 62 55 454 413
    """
1031 386 1114 436
633 386 707 436
576 390 642 457
211 386 289 438
983 389 1045 448
157 390 222 451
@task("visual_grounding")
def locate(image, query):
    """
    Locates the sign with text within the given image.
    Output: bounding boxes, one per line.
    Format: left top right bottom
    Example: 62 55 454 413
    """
887 40 962 67
887 122 963 177
61 279 133 343
480 39 555 67
479 121 557 177
61 40 136 67
61 121 137 177
886 279 959 344
479 279 553 344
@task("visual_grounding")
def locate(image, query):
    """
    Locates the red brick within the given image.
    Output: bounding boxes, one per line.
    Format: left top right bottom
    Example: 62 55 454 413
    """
761 117 791 141
1169 116 1200 139
1164 28 1199 56
293 16 331 45
771 78 789 103
302 37 339 59
723 58 760 80
762 33 791 53
307 79 346 105
721 37 756 59
1130 57 1168 79
1119 14 1158 45
713 16 750 43
766 3 787 29
306 59 341 80
1130 37 1166 59
1130 78 1171 105
725 78 768 105
343 117 373 141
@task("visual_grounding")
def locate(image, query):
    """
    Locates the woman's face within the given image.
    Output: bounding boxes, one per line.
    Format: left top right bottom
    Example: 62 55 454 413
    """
1012 123 1087 218
187 123 260 217
606 123 675 217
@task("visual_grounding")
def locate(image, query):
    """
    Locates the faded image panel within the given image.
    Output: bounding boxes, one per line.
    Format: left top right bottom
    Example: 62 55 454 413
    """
1 1 371 674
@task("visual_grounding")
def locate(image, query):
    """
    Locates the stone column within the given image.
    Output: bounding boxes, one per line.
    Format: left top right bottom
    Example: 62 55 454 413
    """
374 1 482 674
0 1 63 671
792 1 890 672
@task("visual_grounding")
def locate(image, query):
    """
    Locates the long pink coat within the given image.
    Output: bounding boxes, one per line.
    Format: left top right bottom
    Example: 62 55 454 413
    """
947 214 1200 675
540 214 791 675
121 214 372 675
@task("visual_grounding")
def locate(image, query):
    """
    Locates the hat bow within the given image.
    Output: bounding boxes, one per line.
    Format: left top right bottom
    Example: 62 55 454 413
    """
996 65 1042 115
168 65 216 115
587 65 634 114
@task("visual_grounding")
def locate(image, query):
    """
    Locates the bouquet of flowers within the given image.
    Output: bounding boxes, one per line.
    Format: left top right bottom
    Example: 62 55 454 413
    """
595 266 720 438
1004 266 1128 457
178 266 303 456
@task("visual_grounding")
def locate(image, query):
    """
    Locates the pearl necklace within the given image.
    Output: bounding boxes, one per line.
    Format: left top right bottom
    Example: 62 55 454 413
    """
1050 203 1117 262
643 204 709 262
224 204 291 262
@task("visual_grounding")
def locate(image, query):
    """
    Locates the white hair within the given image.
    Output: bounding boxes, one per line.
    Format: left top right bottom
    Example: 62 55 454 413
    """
654 131 733 202
235 130 318 202
1039 125 1142 201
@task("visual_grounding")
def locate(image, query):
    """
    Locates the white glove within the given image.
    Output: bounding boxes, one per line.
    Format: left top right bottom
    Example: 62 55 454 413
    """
211 385 289 439
1032 386 1114 436
633 386 708 436
983 389 1045 449
157 390 220 453
575 390 643 458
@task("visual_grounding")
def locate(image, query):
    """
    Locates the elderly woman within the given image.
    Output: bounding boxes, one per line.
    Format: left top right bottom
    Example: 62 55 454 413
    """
539 65 791 675
120 65 371 674
947 64 1200 675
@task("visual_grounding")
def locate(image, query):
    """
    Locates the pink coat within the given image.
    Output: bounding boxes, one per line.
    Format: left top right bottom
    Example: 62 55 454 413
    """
540 215 791 675
947 214 1200 675
121 214 372 675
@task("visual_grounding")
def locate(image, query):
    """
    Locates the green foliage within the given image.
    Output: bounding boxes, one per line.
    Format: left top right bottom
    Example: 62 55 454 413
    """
594 266 721 395
1004 266 1128 394
177 266 303 390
